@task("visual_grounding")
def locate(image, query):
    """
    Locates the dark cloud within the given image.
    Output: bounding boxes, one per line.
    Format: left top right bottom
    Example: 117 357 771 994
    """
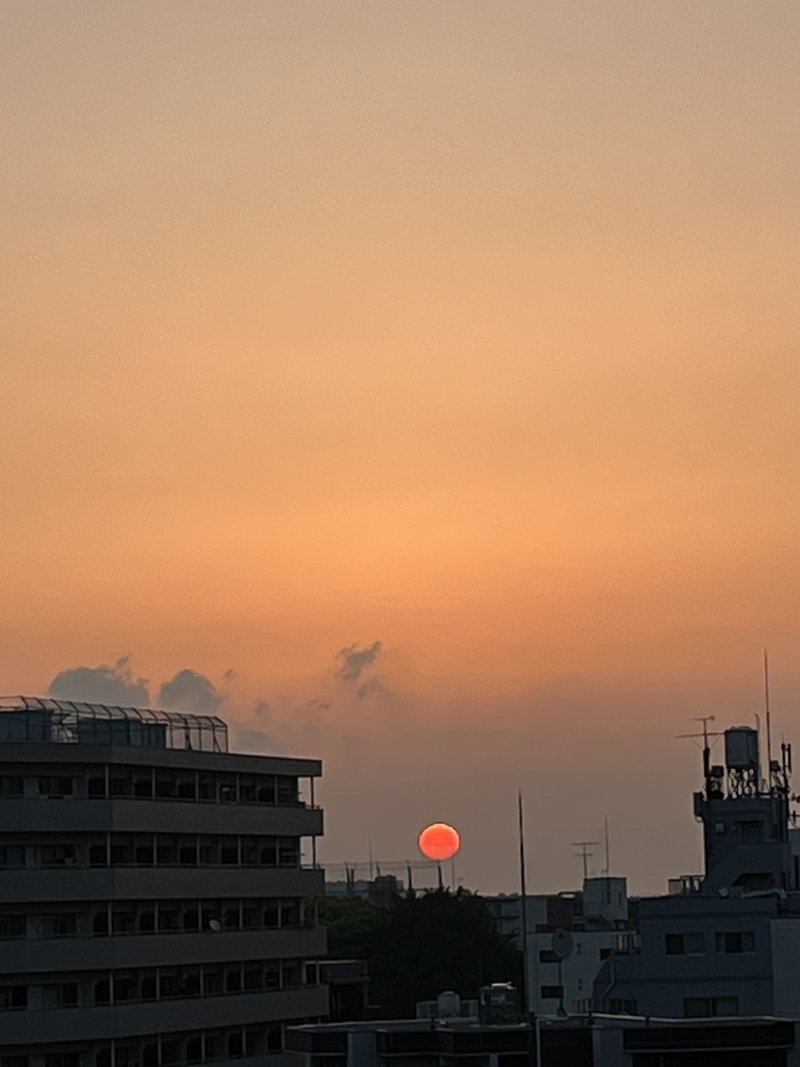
356 676 392 700
307 698 331 712
49 656 150 707
159 670 222 714
335 641 382 682
222 668 237 684
232 726 284 755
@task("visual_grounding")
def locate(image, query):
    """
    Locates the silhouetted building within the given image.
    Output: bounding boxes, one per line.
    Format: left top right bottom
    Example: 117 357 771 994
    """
0 696 327 1067
287 1015 800 1067
595 724 800 1020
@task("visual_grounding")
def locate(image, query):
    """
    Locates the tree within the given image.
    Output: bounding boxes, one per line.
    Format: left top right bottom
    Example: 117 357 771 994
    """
318 889 521 1019
316 894 383 961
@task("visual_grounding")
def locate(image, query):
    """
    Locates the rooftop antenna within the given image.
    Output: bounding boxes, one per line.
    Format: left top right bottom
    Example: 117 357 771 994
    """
677 716 720 798
603 815 611 876
572 841 598 880
764 648 773 785
517 790 530 1020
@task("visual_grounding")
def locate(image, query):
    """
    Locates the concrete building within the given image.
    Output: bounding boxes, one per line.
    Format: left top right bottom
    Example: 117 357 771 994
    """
0 696 328 1067
487 879 637 1016
525 878 637 1016
594 723 800 1020
287 1015 800 1067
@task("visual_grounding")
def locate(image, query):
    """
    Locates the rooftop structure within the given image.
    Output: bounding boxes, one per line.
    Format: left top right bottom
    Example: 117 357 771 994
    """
287 1014 800 1067
0 696 229 752
594 723 800 1022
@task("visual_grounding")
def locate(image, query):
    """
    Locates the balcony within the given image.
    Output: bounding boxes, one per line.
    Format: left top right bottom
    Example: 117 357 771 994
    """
5 926 328 972
0 986 330 1046
0 865 325 903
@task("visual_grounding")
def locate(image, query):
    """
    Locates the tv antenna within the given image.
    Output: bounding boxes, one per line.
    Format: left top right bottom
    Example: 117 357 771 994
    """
676 716 723 795
764 649 773 780
572 841 598 880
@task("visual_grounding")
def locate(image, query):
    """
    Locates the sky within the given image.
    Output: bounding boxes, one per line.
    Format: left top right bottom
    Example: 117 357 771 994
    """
2 1 800 894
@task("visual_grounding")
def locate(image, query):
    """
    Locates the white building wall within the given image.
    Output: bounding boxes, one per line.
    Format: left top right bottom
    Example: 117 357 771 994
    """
527 930 619 1015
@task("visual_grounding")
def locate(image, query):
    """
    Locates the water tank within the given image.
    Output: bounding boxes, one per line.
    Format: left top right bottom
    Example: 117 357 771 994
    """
437 991 461 1019
724 727 759 770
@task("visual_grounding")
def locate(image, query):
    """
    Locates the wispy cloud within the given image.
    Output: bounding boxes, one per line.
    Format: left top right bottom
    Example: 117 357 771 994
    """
335 641 383 682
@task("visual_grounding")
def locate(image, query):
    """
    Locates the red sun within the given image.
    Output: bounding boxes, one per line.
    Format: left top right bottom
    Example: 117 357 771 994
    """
418 822 461 861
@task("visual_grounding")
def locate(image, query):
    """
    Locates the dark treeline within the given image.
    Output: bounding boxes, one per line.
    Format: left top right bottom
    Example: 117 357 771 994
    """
317 888 522 1019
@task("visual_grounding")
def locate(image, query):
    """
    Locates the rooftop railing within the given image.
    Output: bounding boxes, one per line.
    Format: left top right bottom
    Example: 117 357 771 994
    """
0 697 228 753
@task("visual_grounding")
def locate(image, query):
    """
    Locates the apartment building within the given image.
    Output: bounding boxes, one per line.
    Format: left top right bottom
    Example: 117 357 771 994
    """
0 696 327 1067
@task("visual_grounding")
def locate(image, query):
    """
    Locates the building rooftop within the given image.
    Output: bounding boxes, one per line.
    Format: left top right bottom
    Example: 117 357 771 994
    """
0 695 228 752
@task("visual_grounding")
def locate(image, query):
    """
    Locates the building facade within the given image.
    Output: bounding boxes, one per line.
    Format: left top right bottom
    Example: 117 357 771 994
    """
525 877 636 1016
486 879 637 1017
0 697 328 1067
594 724 800 1020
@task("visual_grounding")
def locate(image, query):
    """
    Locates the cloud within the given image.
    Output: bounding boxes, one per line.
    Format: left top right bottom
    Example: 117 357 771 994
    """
159 669 223 714
232 726 285 755
356 675 392 700
49 656 150 707
335 641 383 682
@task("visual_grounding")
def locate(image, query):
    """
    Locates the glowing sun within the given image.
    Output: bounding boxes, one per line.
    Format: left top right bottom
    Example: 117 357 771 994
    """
418 822 461 861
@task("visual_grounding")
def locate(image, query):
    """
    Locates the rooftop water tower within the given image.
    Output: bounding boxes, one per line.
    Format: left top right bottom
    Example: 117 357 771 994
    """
724 726 760 797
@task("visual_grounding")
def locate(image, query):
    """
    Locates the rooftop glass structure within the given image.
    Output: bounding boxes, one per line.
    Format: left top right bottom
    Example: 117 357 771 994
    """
0 696 228 752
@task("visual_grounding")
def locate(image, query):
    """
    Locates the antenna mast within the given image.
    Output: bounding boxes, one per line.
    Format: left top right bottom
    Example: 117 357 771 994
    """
517 790 530 1019
603 815 611 876
572 841 598 880
764 648 773 786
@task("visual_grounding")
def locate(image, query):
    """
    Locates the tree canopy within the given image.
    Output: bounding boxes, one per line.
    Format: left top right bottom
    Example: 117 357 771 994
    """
319 888 521 1019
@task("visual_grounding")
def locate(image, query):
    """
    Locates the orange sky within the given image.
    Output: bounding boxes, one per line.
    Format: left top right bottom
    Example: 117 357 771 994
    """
2 1 800 892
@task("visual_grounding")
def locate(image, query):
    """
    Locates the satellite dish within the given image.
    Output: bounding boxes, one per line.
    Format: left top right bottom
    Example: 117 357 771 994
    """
551 929 573 960
208 919 222 932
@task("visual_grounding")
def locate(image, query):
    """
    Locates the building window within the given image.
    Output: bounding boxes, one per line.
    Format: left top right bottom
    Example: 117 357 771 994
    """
0 777 24 796
92 910 110 936
38 777 74 798
44 1057 82 1067
89 841 108 867
87 776 106 798
42 983 79 1009
0 986 27 1011
267 1024 283 1052
43 914 79 938
132 773 154 798
155 773 177 799
684 996 739 1018
609 998 638 1014
0 847 26 868
277 776 299 805
540 985 563 1000
716 931 755 953
665 932 705 955
0 916 26 939
41 845 77 868
538 949 559 963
